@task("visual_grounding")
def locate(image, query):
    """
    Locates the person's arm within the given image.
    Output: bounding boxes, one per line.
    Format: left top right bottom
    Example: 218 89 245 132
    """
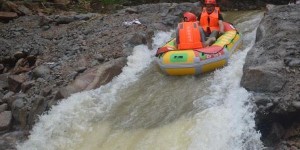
218 13 224 34
219 20 224 34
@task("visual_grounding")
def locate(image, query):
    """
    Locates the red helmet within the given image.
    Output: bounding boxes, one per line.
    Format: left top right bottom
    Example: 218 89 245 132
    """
205 0 217 5
183 12 197 22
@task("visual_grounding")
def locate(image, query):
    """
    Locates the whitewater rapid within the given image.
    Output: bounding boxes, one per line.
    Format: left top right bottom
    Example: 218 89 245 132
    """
18 11 264 150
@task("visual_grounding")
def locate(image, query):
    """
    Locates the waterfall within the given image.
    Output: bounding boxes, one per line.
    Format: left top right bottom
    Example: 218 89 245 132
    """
18 11 264 150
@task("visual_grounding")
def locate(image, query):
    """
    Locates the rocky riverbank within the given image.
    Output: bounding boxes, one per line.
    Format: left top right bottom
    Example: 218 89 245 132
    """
0 2 200 149
241 4 300 149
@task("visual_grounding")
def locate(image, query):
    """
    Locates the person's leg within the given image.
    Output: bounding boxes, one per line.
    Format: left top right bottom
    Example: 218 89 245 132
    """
204 30 219 46
209 30 219 40
199 27 206 44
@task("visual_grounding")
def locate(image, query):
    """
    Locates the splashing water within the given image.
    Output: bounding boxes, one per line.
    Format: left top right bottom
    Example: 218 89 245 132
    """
17 31 173 150
18 11 264 150
189 12 264 150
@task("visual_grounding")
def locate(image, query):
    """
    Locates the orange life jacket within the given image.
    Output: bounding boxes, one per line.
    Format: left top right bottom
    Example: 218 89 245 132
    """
176 22 204 50
200 7 220 34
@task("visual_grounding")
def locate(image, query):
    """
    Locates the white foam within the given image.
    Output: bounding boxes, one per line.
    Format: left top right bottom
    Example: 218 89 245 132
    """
188 13 264 150
17 31 173 150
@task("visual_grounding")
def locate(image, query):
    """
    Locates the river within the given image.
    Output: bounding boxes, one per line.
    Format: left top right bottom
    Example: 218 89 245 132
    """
18 11 264 150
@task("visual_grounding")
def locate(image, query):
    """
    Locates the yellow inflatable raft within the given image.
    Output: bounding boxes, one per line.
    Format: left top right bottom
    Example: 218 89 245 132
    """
155 22 242 76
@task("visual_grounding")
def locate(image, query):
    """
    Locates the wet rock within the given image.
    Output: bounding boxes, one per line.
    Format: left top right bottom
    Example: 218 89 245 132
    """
53 0 71 5
0 56 15 67
127 32 147 46
125 7 138 14
16 5 32 16
27 55 37 66
2 1 31 16
292 101 300 109
21 80 35 92
91 60 99 66
67 71 78 80
76 67 87 73
254 94 272 106
95 54 105 62
55 57 126 99
36 77 47 84
146 29 154 49
54 79 64 86
28 48 40 56
2 91 14 104
0 93 3 103
8 74 27 93
162 15 179 27
80 46 89 51
266 4 276 11
42 25 51 31
55 85 76 100
13 51 26 59
151 22 168 31
242 4 300 148
0 111 12 131
74 13 95 21
55 16 75 25
0 80 8 91
11 98 28 128
2 1 17 13
264 123 285 146
0 131 26 150
32 65 51 79
284 123 300 139
28 96 46 128
12 98 25 111
0 64 4 73
39 14 53 26
8 93 26 107
0 11 18 22
291 146 298 150
241 67 286 92
0 103 8 113
12 58 31 74
41 86 52 97
286 58 300 67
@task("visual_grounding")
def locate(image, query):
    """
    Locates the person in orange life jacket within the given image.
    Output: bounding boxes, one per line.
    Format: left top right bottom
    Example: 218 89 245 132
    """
199 0 224 46
176 12 206 50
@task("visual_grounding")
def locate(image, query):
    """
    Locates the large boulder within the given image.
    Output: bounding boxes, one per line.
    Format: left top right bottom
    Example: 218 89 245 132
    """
0 111 12 131
8 74 27 92
0 73 9 91
27 96 47 129
32 65 51 79
55 57 127 100
0 104 8 113
0 11 18 22
11 97 28 128
242 66 286 92
241 4 300 148
1 1 31 16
